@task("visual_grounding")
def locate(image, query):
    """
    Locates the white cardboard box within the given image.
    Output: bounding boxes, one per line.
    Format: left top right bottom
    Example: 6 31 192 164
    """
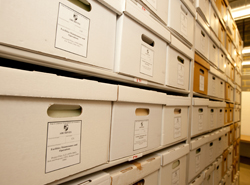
217 102 226 128
209 3 219 37
61 171 111 185
189 134 209 181
105 154 161 185
208 101 219 131
223 127 230 151
162 95 190 146
218 49 227 73
168 0 194 46
208 37 219 67
195 21 209 60
109 85 165 161
165 36 193 90
202 164 215 185
208 72 219 98
157 144 189 185
114 14 167 84
0 0 116 71
213 156 223 185
195 0 210 24
228 145 234 168
216 129 225 158
205 133 218 166
191 98 209 137
0 67 117 185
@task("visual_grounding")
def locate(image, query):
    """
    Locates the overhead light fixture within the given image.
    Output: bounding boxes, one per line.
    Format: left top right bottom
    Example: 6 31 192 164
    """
242 47 250 54
242 61 250 65
232 5 250 20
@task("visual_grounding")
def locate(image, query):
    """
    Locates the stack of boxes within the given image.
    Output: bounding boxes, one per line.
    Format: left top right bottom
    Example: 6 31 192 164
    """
0 0 242 184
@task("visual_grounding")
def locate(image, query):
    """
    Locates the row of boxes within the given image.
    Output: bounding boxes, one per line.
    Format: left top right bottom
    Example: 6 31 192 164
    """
0 66 192 185
188 127 230 181
61 143 190 185
191 98 226 137
0 0 197 91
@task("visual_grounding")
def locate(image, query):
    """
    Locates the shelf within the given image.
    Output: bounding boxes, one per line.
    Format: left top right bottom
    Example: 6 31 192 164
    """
193 92 224 101
0 44 190 95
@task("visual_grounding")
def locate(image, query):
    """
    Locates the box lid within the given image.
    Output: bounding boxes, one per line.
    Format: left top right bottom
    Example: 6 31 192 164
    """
204 165 214 178
196 13 211 36
181 0 196 17
220 43 227 56
166 95 191 106
216 156 223 165
195 53 210 69
60 171 110 185
192 98 209 106
208 101 226 107
157 144 189 166
227 78 235 87
0 67 117 101
170 35 194 60
105 154 161 185
210 31 221 48
117 85 166 104
97 0 124 15
209 67 227 81
190 135 209 150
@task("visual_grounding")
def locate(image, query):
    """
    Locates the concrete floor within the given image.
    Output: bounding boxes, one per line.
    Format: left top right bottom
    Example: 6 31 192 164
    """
240 157 250 185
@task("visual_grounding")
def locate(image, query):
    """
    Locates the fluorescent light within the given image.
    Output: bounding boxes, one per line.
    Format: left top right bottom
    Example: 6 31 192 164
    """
242 61 250 65
232 5 250 20
242 47 250 54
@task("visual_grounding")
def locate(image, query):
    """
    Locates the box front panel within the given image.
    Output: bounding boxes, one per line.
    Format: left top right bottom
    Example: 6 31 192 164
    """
208 73 218 97
210 6 219 36
0 0 116 70
191 106 208 136
166 47 190 90
162 106 188 146
116 15 166 84
0 97 112 185
196 0 210 23
214 161 222 185
193 62 208 95
110 102 162 161
160 155 187 185
168 0 194 45
217 108 225 128
195 23 209 60
209 40 218 66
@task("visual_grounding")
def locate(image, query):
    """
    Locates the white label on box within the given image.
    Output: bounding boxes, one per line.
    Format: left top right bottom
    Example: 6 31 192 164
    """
177 63 185 85
172 169 180 185
210 113 214 128
140 45 154 76
46 120 81 173
199 75 205 91
181 12 188 36
146 0 157 9
198 114 203 131
134 120 148 150
195 154 201 172
55 3 90 57
174 116 182 139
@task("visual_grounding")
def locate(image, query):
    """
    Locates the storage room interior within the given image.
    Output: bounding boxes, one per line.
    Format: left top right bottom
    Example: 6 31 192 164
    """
1 0 250 184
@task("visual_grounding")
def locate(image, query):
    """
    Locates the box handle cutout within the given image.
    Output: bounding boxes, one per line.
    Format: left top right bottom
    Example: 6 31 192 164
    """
181 5 188 15
47 104 82 118
201 31 205 37
177 56 184 64
221 82 223 85
79 180 92 184
133 179 145 185
196 148 201 154
213 45 216 49
217 165 220 170
67 0 92 11
219 137 221 141
220 109 222 112
211 109 214 113
198 108 203 113
141 34 154 47
221 54 224 58
174 108 182 114
225 110 227 113
135 108 150 116
210 142 213 146
207 174 211 181
213 77 216 80
172 160 180 169
200 69 204 74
